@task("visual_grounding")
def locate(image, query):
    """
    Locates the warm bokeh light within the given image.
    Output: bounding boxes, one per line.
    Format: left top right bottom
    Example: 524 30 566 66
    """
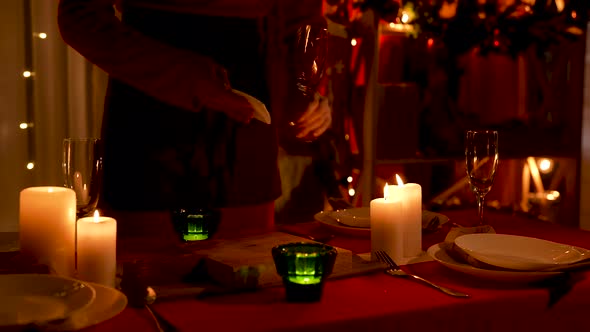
555 0 565 12
348 188 355 197
347 176 353 183
401 12 410 24
26 162 34 170
572 11 577 19
439 0 458 19
351 38 357 47
19 123 29 129
38 32 47 39
386 22 415 33
22 71 32 78
546 190 560 201
427 38 434 48
538 158 554 174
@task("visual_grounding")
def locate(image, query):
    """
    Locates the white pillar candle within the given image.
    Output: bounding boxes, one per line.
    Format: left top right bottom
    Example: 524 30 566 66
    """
19 186 76 277
77 211 117 287
370 184 405 262
388 175 422 258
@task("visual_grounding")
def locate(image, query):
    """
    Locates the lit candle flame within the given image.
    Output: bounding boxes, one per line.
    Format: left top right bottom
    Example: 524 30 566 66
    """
396 174 404 186
383 183 390 200
93 210 100 223
401 12 409 24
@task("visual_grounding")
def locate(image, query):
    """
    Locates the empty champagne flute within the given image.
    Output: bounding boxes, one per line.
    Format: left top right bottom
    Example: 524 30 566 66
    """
63 138 103 218
465 130 499 225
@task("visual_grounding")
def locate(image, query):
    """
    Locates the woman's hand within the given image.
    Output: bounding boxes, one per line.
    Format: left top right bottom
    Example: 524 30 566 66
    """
204 89 257 123
198 67 259 124
292 93 332 140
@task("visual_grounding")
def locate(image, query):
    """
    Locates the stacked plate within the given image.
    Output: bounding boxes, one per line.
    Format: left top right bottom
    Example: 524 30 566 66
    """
314 207 449 237
0 274 127 330
314 208 371 236
427 234 590 282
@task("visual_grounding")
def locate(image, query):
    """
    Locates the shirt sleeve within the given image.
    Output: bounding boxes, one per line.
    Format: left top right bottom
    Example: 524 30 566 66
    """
57 0 253 122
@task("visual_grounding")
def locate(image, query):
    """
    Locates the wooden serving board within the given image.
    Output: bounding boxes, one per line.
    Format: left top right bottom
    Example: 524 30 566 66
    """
189 232 382 289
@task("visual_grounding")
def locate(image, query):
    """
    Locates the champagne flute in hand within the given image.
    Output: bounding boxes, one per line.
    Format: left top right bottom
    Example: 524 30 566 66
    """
465 130 499 225
292 23 328 99
286 22 328 142
63 138 103 218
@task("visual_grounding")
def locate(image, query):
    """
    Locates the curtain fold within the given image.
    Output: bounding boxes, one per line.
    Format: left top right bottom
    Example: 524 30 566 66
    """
0 0 105 231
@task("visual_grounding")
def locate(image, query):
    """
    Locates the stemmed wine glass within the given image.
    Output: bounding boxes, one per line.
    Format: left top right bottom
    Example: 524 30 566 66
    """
63 138 103 218
465 130 499 225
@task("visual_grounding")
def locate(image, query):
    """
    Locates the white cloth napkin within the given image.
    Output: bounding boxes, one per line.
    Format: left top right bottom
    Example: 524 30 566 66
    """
232 89 271 124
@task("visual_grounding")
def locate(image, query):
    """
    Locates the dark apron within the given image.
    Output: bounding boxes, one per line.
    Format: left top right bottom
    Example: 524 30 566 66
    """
100 7 280 211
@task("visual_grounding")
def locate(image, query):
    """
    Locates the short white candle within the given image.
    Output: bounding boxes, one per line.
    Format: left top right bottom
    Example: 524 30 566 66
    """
388 175 422 258
77 211 117 287
370 183 405 262
19 186 76 277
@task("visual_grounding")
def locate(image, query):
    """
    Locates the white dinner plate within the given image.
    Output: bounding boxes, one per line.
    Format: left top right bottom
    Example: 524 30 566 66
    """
427 243 563 283
331 208 371 228
232 89 270 124
0 274 96 327
454 234 590 271
57 282 128 331
315 208 450 237
314 210 370 237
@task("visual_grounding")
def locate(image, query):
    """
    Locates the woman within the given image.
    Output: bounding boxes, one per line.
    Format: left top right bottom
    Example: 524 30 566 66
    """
58 0 332 238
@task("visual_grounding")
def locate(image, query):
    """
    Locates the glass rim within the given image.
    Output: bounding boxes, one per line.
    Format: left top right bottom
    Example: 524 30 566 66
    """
272 242 337 256
63 137 101 142
465 130 498 134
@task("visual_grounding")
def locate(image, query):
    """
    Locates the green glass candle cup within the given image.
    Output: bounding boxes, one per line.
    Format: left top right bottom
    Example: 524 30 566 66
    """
171 208 220 241
272 242 337 302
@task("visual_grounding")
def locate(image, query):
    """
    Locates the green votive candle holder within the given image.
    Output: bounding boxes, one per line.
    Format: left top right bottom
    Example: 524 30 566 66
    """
171 208 220 241
272 242 337 302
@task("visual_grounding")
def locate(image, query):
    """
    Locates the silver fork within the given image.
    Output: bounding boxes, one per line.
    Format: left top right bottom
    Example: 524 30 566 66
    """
374 250 470 298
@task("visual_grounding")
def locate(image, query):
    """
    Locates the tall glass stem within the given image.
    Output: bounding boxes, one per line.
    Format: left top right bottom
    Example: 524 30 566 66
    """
476 194 485 225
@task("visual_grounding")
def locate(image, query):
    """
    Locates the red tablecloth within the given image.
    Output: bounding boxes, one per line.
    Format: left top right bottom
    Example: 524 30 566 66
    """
84 209 590 332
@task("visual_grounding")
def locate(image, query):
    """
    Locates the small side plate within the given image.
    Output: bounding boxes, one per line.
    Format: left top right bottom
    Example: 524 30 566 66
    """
427 243 563 283
455 234 590 271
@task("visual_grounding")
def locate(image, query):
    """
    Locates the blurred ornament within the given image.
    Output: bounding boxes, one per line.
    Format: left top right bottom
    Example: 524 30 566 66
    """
497 0 516 13
565 26 583 35
508 2 535 18
555 0 565 12
439 0 458 19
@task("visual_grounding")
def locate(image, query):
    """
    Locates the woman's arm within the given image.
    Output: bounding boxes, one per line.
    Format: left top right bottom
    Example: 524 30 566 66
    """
57 0 253 123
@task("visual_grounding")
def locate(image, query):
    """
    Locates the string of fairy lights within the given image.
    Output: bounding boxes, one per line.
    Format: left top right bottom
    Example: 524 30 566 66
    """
21 0 47 171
